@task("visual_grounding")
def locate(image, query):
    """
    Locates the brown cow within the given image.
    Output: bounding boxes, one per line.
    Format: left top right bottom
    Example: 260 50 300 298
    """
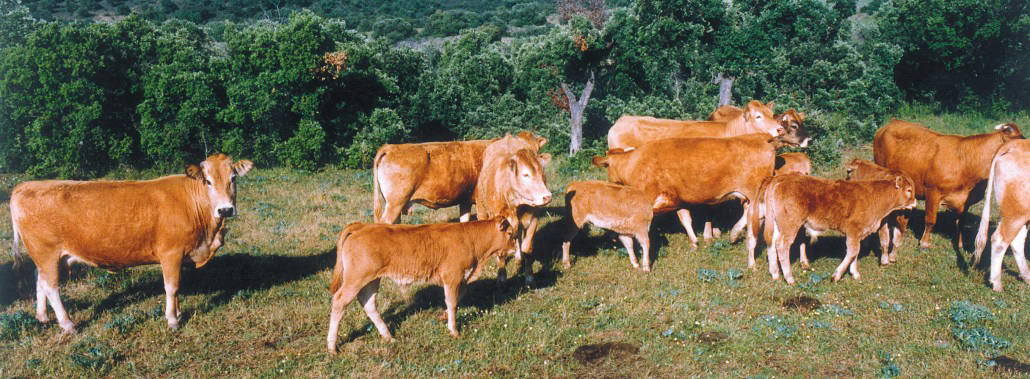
608 100 809 150
561 181 670 271
325 217 517 354
593 133 800 249
9 154 253 333
709 105 807 136
845 158 912 265
761 174 917 284
776 152 812 176
474 134 553 283
974 139 1030 291
873 120 1023 249
372 131 546 224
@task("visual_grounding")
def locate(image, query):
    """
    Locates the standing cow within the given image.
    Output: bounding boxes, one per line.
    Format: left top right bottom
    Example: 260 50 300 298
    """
974 138 1030 291
561 181 667 271
10 154 253 333
845 158 912 265
474 134 553 283
760 174 917 284
372 131 546 224
593 132 802 250
874 120 1023 249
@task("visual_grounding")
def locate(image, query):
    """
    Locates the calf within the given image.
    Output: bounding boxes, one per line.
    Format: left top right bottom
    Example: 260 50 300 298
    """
874 120 1023 249
709 105 807 137
845 159 913 265
10 154 253 333
761 174 917 284
561 181 668 271
474 134 553 283
973 140 1030 291
372 131 545 223
776 152 812 176
326 217 517 354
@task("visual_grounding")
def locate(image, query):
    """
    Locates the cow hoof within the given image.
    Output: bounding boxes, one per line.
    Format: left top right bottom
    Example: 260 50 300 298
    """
688 243 698 252
785 277 796 285
800 262 811 270
992 284 1003 292
641 266 652 273
449 331 460 338
889 255 898 263
562 261 572 270
328 347 338 355
831 274 843 282
60 326 78 336
36 314 50 324
1022 275 1030 285
919 241 932 249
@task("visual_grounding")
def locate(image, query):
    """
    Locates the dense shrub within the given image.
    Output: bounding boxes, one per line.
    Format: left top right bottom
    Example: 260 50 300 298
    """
341 108 410 168
372 18 416 43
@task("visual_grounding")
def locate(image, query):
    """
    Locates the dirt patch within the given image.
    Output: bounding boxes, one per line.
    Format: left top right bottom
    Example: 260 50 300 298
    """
572 342 639 365
782 295 822 312
994 356 1030 374
697 331 728 344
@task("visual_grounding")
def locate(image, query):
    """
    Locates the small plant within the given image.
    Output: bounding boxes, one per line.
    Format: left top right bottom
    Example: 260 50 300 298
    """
69 337 121 374
878 351 901 378
104 313 142 335
948 301 993 328
753 315 797 339
0 311 41 341
820 304 855 317
952 327 1011 357
697 269 719 283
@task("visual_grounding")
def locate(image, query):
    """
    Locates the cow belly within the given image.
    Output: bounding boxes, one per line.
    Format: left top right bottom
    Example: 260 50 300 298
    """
61 249 154 270
586 214 636 234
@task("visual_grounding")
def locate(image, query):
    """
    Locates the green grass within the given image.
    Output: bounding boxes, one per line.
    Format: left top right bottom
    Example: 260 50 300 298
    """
1 110 1030 377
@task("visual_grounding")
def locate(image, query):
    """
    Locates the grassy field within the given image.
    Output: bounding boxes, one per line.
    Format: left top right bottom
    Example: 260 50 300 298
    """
1 110 1030 377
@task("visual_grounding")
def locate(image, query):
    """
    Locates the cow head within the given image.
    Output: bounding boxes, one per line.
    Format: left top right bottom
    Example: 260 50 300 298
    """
505 149 552 207
494 215 519 255
844 159 860 180
516 130 548 151
778 109 811 147
893 175 917 210
186 154 254 219
743 100 784 138
995 123 1024 141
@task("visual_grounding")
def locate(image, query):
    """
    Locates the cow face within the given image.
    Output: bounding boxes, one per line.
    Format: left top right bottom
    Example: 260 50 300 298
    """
995 123 1024 141
495 215 519 254
893 175 917 210
779 109 811 147
743 101 784 138
186 154 254 219
506 149 552 207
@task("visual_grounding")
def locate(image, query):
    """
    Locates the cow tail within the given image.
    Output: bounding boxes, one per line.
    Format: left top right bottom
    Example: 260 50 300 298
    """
10 207 24 269
372 149 387 223
974 151 1002 261
329 223 359 294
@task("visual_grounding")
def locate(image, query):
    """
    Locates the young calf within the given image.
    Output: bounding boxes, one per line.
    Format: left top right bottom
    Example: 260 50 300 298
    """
561 181 667 271
326 217 517 354
974 139 1030 291
762 174 917 284
775 152 812 176
845 158 911 265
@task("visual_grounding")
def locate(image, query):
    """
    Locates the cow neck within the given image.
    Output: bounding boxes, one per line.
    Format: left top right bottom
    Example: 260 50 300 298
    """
725 113 751 135
467 221 506 260
959 132 1006 177
182 176 222 243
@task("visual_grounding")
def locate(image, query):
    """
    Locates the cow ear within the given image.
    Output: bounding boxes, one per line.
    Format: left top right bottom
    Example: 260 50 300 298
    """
538 153 552 167
591 156 608 168
536 136 547 148
766 101 775 110
496 216 512 233
797 112 806 121
233 160 254 176
185 164 203 180
895 176 903 189
996 123 1022 138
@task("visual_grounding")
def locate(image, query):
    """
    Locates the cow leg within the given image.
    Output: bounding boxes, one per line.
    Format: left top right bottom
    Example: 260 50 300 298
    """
951 193 972 250
878 223 892 266
727 202 750 243
766 220 780 280
560 219 584 269
458 201 473 222
327 279 366 354
775 227 797 285
833 236 862 282
675 209 699 250
443 283 461 337
617 234 639 269
799 229 815 270
35 271 49 323
1010 226 1030 286
746 217 758 269
637 232 652 272
889 221 902 263
159 255 183 329
920 191 942 248
357 279 392 341
703 221 714 241
518 216 540 284
37 259 75 333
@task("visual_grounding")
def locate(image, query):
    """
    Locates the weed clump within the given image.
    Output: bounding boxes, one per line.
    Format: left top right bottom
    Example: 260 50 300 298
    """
878 351 901 378
945 301 1011 359
753 315 797 339
0 311 40 340
69 337 121 374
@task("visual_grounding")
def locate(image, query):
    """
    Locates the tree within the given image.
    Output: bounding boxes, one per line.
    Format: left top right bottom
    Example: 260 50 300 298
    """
560 71 594 154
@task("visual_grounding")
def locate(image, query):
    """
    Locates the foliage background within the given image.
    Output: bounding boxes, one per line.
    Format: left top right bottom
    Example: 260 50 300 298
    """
0 0 1026 177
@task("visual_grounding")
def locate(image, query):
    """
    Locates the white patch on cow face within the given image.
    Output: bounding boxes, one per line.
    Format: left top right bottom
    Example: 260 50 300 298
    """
509 153 552 207
200 161 239 219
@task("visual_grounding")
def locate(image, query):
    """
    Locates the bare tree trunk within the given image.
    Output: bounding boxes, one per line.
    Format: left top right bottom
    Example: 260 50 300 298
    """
714 72 734 106
561 71 595 155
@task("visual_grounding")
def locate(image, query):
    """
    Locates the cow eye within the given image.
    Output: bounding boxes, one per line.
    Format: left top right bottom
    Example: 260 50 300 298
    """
204 178 212 186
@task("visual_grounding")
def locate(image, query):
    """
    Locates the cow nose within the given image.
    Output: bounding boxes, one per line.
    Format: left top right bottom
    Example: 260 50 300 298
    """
541 194 552 204
217 207 236 217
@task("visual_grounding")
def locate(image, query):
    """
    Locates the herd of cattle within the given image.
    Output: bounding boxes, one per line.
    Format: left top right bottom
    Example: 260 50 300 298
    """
6 100 1028 354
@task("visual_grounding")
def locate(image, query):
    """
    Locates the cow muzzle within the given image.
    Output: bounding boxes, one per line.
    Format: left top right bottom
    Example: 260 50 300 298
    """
217 206 237 218
799 137 811 148
535 193 553 206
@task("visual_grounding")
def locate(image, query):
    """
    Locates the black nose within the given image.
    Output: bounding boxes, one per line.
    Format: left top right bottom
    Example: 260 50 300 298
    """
218 207 236 217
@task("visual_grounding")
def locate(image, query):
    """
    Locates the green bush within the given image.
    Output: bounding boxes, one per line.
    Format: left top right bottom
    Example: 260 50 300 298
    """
372 18 416 43
68 337 121 374
0 311 40 341
276 119 326 171
342 108 409 168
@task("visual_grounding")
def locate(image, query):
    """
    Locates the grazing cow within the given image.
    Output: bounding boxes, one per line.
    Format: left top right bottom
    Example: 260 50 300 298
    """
326 217 517 354
845 158 912 265
608 100 809 150
474 134 553 283
592 132 802 250
372 131 546 224
873 120 1023 249
561 181 670 271
776 152 812 176
760 174 917 284
9 154 253 333
974 139 1030 291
